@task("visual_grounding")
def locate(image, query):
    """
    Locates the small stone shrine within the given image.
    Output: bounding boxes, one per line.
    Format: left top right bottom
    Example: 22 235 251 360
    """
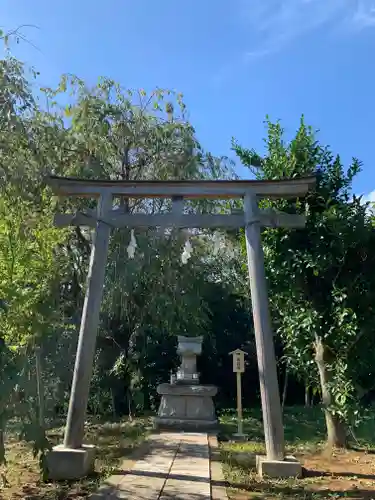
154 336 218 431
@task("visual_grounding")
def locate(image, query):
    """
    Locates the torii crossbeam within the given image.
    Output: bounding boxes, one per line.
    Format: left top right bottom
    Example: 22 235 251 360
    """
46 175 315 480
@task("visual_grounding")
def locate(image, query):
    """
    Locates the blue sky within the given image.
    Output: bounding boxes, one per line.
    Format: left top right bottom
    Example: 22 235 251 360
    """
2 0 375 198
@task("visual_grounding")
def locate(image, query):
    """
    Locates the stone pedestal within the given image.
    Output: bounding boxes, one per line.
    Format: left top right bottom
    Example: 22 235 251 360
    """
154 335 218 431
175 335 202 384
154 383 218 431
46 444 95 480
256 455 302 478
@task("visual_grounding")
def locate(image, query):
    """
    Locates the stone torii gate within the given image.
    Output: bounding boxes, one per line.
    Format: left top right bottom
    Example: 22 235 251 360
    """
46 175 315 480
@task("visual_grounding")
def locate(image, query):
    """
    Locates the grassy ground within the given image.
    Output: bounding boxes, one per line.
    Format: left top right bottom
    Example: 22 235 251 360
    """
0 416 152 500
219 406 375 500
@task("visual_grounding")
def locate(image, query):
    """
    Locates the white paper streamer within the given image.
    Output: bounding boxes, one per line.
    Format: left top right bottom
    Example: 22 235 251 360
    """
212 232 224 256
181 239 192 264
127 229 138 259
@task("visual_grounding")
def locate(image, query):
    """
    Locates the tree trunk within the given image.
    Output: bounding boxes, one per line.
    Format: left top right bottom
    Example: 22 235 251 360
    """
35 347 45 429
310 387 317 407
111 388 117 419
127 389 133 422
281 365 288 411
0 428 4 465
305 385 310 407
314 336 347 448
143 384 151 411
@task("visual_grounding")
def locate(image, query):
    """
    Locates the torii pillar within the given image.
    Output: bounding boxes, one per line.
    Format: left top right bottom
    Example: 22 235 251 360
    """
46 192 113 479
45 176 315 480
244 194 301 478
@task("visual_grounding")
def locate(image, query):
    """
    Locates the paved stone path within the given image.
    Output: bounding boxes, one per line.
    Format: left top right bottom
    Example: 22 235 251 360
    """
91 432 226 500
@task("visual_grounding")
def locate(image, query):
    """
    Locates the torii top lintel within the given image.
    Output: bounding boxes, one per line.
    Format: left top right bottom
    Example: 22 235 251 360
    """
47 175 316 199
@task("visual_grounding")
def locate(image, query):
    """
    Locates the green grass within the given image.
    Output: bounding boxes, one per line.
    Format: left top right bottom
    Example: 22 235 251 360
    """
1 416 152 500
221 406 326 440
219 406 375 500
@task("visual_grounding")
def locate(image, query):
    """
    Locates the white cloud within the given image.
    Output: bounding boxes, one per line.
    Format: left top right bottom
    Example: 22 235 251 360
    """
361 189 375 204
359 191 375 215
352 1 375 28
237 0 375 60
211 1 375 86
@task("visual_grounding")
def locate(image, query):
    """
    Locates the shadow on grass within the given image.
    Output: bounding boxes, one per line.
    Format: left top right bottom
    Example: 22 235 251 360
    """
45 417 151 463
219 406 326 447
222 464 375 499
3 417 153 500
303 468 375 481
219 405 375 450
87 420 151 464
227 480 375 499
220 406 375 499
348 445 375 454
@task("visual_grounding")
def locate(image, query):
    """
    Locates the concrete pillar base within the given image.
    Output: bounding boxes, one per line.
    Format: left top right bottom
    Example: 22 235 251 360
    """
256 455 302 479
46 444 96 480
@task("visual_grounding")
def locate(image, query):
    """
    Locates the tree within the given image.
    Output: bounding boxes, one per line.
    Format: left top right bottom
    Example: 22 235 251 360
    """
0 55 71 347
0 55 72 470
234 117 375 447
36 72 240 415
0 53 251 452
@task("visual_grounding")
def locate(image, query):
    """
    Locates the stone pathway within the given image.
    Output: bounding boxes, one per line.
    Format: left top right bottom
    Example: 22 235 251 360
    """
90 432 227 500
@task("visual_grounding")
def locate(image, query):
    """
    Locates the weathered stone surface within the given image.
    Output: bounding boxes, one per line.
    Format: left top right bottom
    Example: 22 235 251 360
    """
256 455 302 478
155 384 218 431
158 391 216 420
160 435 211 499
157 383 217 397
89 432 215 500
154 417 218 431
156 335 218 431
186 395 214 419
176 335 203 385
46 444 95 480
177 336 203 356
158 394 186 417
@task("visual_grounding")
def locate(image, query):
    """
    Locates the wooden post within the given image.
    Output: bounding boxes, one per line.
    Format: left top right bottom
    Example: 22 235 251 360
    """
35 346 45 428
244 193 285 461
236 372 243 435
229 349 246 438
63 192 113 449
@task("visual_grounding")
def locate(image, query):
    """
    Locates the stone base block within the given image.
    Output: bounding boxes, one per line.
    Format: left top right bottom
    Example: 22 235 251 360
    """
46 444 95 480
155 383 218 432
256 455 302 479
232 433 248 442
153 416 218 432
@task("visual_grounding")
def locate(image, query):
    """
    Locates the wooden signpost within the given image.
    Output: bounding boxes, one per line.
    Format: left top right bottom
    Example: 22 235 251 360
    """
229 348 247 438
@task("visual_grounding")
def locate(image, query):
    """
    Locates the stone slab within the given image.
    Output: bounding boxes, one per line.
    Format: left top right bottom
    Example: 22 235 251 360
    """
157 383 218 397
46 444 95 480
156 382 218 433
232 433 248 441
208 434 229 500
256 455 302 478
116 473 168 499
89 432 223 499
102 433 179 499
154 417 218 432
89 432 217 499
159 478 210 500
160 434 210 500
